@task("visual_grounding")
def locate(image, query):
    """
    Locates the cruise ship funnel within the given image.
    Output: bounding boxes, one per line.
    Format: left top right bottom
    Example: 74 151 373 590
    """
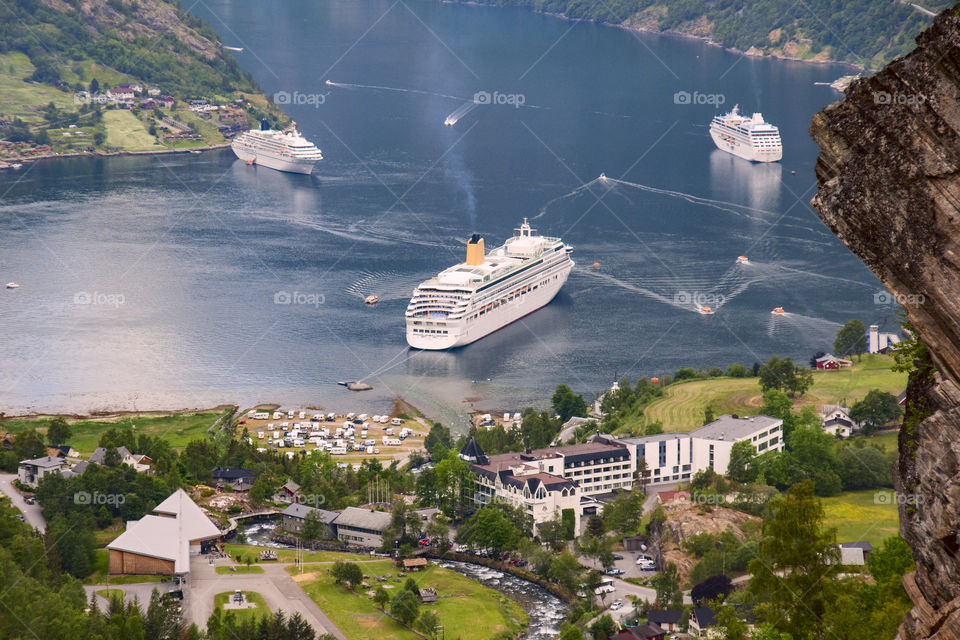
466 234 485 265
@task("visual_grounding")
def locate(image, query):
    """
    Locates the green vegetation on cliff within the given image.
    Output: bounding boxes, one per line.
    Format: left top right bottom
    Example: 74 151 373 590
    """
470 0 952 68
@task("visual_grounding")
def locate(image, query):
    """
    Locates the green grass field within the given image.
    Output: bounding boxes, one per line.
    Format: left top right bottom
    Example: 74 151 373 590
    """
822 489 900 548
293 560 526 640
1 410 227 455
96 588 124 600
216 565 265 574
214 591 270 624
224 544 374 564
638 355 906 432
103 109 163 151
0 52 78 123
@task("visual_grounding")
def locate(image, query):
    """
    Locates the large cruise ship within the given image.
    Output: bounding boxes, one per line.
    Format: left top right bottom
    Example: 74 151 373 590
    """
709 105 782 162
231 123 323 174
406 220 574 350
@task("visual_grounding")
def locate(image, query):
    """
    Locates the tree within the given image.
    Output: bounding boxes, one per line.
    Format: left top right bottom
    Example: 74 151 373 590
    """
850 389 902 434
89 77 100 94
433 451 471 517
13 428 46 461
458 504 519 554
299 508 324 544
867 535 914 584
588 614 616 640
834 319 868 359
373 587 390 609
726 363 747 377
417 610 440 638
424 423 453 459
389 588 420 626
330 561 363 588
552 384 588 422
715 604 750 640
703 403 715 425
559 623 585 640
47 417 72 446
635 457 650 495
726 440 757 483
586 514 605 538
651 561 682 608
748 480 839 638
691 574 733 605
758 356 812 396
548 551 583 594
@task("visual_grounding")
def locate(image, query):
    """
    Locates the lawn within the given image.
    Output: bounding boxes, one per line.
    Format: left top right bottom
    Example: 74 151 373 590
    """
96 588 124 600
214 590 270 624
224 544 373 564
103 109 164 151
1 409 228 455
822 489 900 549
216 565 265 574
293 560 527 640
638 355 906 432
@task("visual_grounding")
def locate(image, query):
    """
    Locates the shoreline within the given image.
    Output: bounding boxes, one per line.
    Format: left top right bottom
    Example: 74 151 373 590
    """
1 142 231 167
444 0 864 71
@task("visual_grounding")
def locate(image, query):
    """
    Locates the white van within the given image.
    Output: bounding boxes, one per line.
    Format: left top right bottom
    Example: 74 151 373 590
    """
358 413 368 421
257 431 264 439
299 411 306 419
330 446 347 455
390 418 403 426
293 439 304 447
273 431 281 439
346 412 356 420
366 446 374 454
385 427 394 435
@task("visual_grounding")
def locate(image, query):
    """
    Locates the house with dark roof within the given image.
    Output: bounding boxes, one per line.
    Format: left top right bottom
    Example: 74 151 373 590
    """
333 506 392 547
277 480 301 502
646 609 683 632
418 587 438 603
608 623 665 640
461 438 597 533
689 607 717 637
212 467 256 492
280 503 337 539
821 403 855 438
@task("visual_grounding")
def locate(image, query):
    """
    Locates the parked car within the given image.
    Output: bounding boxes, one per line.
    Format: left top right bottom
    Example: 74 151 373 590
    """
613 554 623 560
606 568 625 575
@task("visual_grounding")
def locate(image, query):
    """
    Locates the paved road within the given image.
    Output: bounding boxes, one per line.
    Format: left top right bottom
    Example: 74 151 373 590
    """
184 556 346 640
0 472 46 533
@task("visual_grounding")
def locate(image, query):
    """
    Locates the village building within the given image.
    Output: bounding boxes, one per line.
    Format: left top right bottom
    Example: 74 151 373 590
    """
837 541 874 565
814 353 854 369
107 488 220 576
690 414 785 474
280 503 338 539
333 506 392 547
821 403 855 438
18 456 68 487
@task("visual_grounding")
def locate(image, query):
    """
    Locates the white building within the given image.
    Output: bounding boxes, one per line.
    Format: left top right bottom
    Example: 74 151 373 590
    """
821 403 854 438
461 438 633 533
18 456 67 487
869 325 900 354
691 415 785 474
617 433 694 486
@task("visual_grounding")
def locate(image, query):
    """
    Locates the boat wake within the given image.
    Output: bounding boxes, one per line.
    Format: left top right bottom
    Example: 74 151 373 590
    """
345 269 432 302
325 80 464 102
444 101 479 126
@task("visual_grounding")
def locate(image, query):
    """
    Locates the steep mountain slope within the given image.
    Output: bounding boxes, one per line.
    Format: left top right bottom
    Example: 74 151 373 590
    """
810 6 960 638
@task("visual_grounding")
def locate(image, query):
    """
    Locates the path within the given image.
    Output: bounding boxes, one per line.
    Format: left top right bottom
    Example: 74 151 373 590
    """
0 473 46 533
184 556 346 640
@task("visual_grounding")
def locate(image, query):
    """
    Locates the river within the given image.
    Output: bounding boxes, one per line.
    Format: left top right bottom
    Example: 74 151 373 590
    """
0 0 890 428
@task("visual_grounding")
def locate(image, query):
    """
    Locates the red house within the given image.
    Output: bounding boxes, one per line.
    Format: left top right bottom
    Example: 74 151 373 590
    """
815 354 853 370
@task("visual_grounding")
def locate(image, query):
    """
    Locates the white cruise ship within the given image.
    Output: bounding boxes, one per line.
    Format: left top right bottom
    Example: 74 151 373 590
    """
709 105 782 162
231 123 323 174
406 219 574 349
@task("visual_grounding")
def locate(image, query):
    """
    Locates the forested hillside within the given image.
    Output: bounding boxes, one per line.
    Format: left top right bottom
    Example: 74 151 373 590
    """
471 0 953 68
0 0 256 97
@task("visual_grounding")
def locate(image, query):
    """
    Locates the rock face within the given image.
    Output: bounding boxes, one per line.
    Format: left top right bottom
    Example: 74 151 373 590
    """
810 7 960 639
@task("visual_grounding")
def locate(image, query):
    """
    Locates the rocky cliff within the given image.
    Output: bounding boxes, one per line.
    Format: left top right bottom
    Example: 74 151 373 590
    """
810 6 960 638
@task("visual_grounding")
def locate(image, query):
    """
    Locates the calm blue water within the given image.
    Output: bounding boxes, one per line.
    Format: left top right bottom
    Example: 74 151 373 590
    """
0 0 896 427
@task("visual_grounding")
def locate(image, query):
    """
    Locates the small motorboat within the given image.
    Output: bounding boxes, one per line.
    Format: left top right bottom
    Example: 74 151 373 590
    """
771 306 785 314
736 255 749 264
364 295 380 305
5 282 19 289
698 306 713 315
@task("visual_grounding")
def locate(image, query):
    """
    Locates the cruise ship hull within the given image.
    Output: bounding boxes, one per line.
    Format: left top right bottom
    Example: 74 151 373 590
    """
709 128 782 163
231 143 318 175
406 261 573 350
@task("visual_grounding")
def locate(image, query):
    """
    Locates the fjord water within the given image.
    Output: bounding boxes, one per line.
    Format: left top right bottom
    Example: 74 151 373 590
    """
0 0 892 425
